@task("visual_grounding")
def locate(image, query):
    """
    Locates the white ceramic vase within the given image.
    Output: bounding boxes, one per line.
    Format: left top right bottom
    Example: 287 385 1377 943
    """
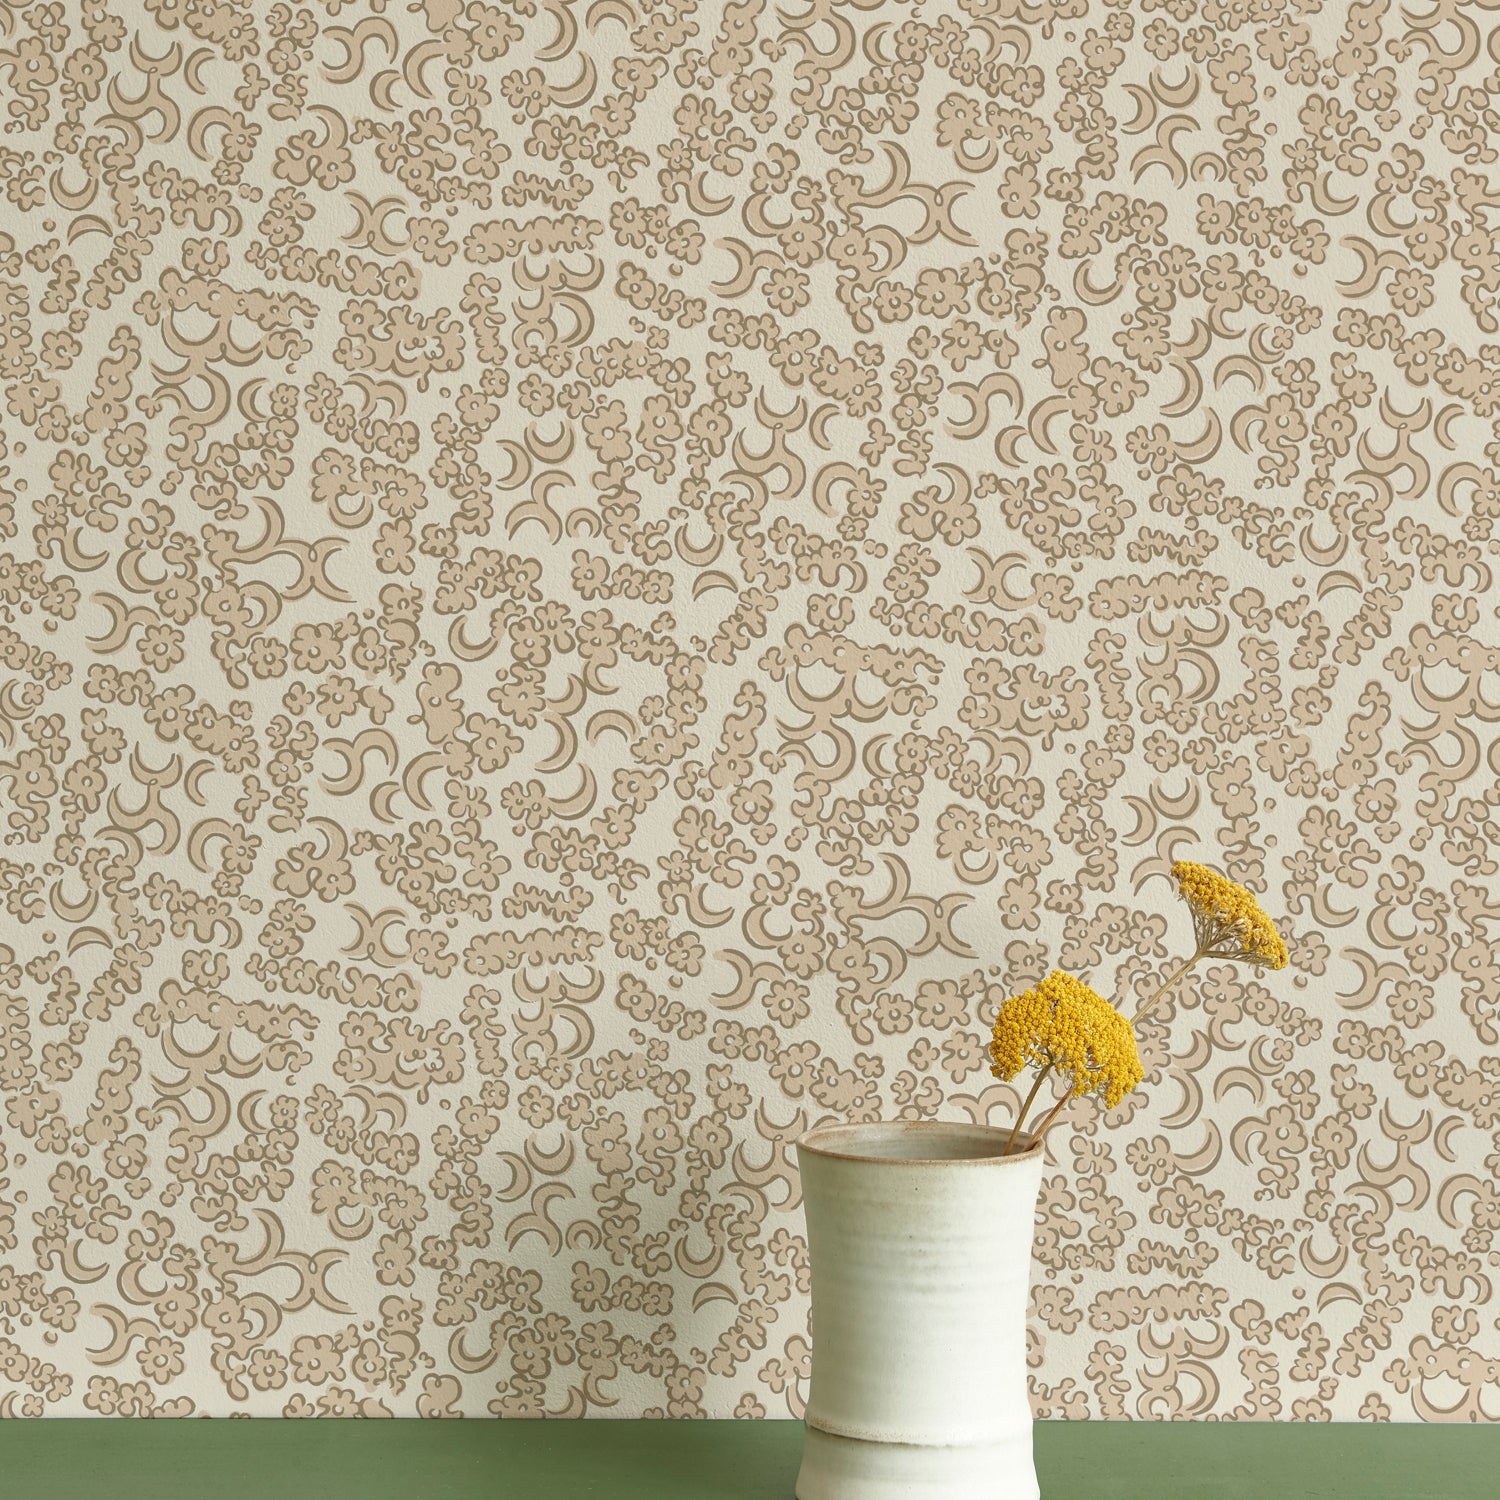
794 1120 1046 1500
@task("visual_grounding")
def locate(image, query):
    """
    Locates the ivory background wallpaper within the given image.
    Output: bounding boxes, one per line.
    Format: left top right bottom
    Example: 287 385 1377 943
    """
0 0 1498 1422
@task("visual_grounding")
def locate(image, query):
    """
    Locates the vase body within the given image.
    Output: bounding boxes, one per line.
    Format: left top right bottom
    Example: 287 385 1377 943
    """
794 1120 1045 1500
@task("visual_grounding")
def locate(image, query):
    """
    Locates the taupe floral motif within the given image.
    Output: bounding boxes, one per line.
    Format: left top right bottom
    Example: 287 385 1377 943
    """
0 0 1495 1422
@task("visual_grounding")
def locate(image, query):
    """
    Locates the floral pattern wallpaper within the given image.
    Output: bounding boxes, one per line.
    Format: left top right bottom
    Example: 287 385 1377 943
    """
0 0 1497 1422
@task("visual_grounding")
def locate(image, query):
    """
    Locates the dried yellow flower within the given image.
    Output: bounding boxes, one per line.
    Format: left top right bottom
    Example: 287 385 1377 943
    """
1170 860 1289 970
989 970 1144 1110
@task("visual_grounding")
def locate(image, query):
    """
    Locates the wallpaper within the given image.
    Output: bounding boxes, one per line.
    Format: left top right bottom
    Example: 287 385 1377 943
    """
0 0 1497 1423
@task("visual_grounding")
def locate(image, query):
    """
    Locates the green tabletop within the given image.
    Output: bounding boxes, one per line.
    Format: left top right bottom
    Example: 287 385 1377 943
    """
0 1418 1491 1499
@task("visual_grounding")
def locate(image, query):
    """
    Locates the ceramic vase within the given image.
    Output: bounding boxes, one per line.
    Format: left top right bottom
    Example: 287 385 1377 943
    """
793 1120 1046 1500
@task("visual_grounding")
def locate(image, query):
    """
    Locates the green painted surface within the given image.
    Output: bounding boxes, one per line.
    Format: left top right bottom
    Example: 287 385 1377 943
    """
0 1419 1493 1499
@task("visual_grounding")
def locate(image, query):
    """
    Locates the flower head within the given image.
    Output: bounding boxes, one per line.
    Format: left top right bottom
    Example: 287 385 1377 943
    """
1171 860 1289 969
989 970 1143 1109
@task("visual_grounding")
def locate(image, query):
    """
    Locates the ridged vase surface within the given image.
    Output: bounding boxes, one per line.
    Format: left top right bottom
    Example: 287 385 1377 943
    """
794 1120 1045 1500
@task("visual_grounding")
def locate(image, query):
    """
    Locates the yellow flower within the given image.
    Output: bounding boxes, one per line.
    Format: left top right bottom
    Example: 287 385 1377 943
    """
1170 860 1289 970
989 970 1144 1109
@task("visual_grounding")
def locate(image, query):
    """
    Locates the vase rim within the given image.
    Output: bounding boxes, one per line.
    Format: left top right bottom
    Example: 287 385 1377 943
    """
795 1119 1043 1166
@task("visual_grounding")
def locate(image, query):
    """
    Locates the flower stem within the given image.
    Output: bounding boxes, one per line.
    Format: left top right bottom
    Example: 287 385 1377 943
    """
1131 951 1203 1026
1033 1087 1075 1147
1005 1064 1053 1155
